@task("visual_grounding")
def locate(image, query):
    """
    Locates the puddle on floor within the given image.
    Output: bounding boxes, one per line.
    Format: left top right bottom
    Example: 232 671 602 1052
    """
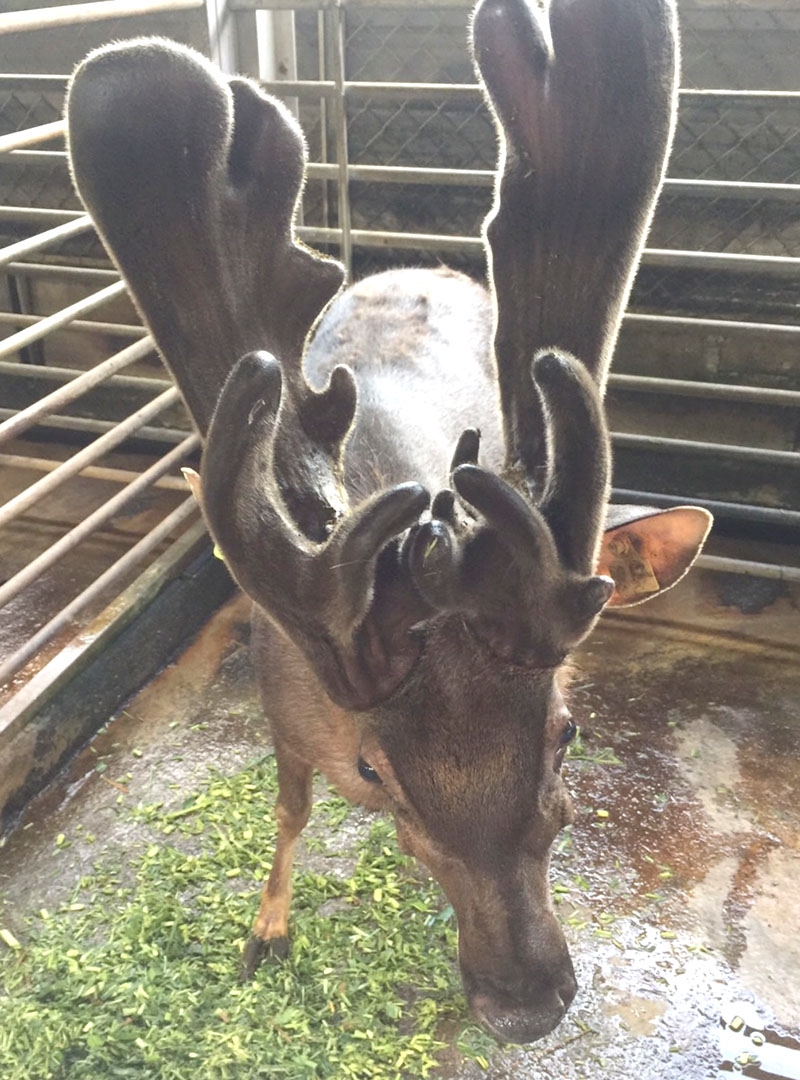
1 598 798 1079
720 1002 800 1079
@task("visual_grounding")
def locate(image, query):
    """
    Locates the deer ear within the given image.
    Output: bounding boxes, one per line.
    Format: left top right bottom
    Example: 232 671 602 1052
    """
597 505 713 607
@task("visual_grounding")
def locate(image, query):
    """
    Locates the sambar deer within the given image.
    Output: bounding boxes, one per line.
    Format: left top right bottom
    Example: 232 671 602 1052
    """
66 0 711 1043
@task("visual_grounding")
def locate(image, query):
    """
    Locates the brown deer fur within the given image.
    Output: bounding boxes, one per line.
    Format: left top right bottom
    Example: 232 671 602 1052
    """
66 0 711 1043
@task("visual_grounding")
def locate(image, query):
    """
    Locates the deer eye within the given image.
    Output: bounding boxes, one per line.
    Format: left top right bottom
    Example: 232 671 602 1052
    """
559 720 578 747
358 756 382 784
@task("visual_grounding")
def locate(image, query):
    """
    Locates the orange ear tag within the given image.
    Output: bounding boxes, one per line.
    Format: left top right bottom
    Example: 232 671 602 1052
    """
604 531 660 603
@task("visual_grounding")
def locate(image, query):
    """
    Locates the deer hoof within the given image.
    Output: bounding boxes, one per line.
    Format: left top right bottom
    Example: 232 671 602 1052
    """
240 932 290 980
266 935 291 962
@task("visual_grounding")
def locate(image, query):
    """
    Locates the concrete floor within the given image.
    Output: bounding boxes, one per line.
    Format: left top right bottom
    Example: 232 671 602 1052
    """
1 580 799 1079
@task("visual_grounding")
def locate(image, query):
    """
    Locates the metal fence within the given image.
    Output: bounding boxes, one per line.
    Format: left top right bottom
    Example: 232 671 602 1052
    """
0 0 799 760
0 2 216 813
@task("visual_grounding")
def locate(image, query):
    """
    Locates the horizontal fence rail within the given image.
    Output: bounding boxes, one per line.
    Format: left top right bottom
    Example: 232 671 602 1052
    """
0 0 203 36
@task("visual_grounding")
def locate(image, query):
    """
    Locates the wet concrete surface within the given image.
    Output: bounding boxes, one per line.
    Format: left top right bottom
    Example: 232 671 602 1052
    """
1 586 799 1079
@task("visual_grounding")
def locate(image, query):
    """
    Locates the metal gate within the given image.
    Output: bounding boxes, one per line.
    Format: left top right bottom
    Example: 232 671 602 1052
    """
1 0 798 825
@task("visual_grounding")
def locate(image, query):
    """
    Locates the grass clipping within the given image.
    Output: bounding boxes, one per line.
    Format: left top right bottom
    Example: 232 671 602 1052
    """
0 757 494 1079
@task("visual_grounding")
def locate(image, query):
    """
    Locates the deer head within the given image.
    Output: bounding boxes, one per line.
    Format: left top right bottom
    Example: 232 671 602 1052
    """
66 0 710 1044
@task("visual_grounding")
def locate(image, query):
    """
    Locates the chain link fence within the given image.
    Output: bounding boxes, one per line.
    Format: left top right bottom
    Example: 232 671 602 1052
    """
679 2 800 92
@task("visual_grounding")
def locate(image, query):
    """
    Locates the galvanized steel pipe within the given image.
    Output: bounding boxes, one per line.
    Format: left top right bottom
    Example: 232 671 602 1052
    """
0 0 202 36
0 435 199 612
0 386 181 528
0 280 129 359
0 499 201 689
0 216 94 270
0 336 156 447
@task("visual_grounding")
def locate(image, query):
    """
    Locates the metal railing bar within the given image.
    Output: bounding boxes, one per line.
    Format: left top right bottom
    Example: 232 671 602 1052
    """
624 312 800 338
3 60 796 107
644 247 800 276
611 488 800 529
261 78 335 97
0 74 70 86
306 163 800 203
5 162 794 209
0 0 203 35
0 279 128 359
693 554 800 584
11 150 793 203
0 385 180 528
298 224 800 274
0 122 64 154
613 432 800 467
299 224 482 253
9 150 68 164
0 514 209 724
0 207 85 222
0 216 95 271
263 78 481 101
664 179 800 203
307 162 494 186
0 435 199 613
257 73 800 107
5 262 118 281
0 498 200 690
0 452 190 491
316 8 330 230
0 312 145 337
0 408 188 444
328 5 352 277
0 358 166 390
0 335 155 447
234 0 474 10
609 374 800 407
680 89 800 104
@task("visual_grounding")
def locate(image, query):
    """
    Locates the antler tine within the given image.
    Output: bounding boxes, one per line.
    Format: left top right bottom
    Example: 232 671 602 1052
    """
533 352 611 575
66 38 344 435
471 0 678 481
203 352 431 710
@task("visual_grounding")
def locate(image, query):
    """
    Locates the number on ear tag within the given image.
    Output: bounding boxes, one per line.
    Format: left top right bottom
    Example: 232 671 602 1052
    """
604 531 660 602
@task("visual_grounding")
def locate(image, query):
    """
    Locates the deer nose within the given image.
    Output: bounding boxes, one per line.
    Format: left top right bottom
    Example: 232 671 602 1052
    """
468 968 578 1044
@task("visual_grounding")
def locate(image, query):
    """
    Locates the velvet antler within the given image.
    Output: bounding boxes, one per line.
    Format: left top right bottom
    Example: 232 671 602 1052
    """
67 41 434 709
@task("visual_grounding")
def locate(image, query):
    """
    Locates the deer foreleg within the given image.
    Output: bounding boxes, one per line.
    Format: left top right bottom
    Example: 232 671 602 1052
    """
241 745 313 979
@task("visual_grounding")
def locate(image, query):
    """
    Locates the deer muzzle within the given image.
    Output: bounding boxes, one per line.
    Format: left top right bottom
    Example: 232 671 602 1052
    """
465 956 577 1043
453 877 577 1043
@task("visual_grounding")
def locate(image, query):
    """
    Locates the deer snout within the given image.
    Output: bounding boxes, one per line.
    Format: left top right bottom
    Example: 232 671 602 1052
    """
464 955 577 1044
456 901 577 1044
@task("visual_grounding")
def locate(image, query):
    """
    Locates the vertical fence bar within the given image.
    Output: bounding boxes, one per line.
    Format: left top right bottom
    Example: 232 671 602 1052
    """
327 3 352 277
317 8 331 231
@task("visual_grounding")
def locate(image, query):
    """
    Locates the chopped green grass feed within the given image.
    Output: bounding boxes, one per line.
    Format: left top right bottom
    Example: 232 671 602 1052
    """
0 757 494 1080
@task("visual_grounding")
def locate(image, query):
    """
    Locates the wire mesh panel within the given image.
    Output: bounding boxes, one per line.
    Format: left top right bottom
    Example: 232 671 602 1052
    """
679 2 800 92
